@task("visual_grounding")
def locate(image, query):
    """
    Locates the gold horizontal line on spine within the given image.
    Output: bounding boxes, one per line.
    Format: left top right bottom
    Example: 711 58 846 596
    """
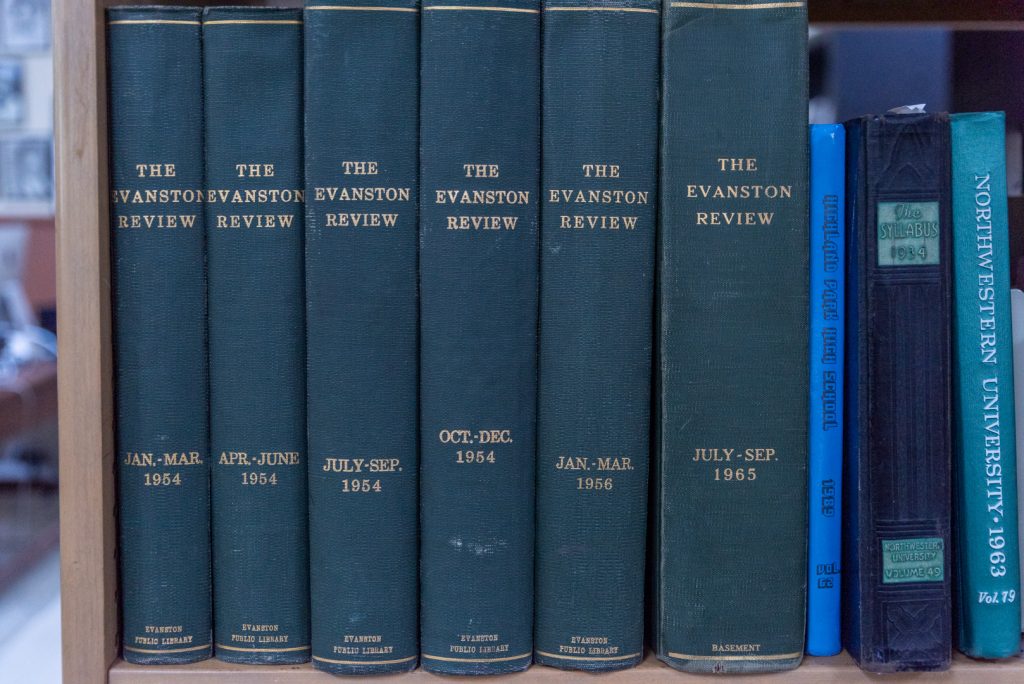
203 20 303 25
215 643 312 653
312 654 418 665
307 5 419 11
670 1 803 8
666 651 802 661
545 6 657 11
423 5 540 12
123 643 211 655
421 652 532 663
536 650 643 661
107 19 200 25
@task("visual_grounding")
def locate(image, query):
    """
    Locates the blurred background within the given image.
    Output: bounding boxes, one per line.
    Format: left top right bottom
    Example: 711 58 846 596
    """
0 4 1019 683
0 0 56 682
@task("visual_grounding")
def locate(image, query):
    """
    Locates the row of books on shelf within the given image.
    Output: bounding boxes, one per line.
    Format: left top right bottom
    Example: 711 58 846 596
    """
106 0 1022 677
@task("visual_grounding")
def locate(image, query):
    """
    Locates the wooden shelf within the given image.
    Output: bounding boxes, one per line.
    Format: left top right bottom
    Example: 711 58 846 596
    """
107 651 1024 682
54 1 1024 684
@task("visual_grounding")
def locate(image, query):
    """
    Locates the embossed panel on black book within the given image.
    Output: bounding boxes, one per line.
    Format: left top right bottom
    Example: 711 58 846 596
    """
842 113 953 674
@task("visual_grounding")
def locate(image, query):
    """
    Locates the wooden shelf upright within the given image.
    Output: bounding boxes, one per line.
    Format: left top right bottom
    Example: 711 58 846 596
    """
54 1 1024 682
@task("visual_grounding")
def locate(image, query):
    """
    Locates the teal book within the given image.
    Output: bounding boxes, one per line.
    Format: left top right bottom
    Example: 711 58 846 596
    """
304 0 419 674
534 0 658 672
419 0 541 674
655 0 809 673
951 111 1022 658
108 6 211 665
203 7 309 664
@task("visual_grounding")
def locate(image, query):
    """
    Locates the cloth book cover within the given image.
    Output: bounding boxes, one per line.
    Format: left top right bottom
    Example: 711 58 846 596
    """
304 0 420 674
203 7 310 664
534 0 658 671
418 0 541 674
655 0 809 673
108 6 212 665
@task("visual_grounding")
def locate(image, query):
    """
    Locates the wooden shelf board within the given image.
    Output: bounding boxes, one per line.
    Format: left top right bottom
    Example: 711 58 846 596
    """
109 651 1024 683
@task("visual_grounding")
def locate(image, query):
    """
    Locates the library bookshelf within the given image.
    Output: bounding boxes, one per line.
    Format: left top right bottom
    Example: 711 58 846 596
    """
54 1 1024 683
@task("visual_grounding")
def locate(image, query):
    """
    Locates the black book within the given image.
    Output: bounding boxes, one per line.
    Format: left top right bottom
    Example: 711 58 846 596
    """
842 112 953 673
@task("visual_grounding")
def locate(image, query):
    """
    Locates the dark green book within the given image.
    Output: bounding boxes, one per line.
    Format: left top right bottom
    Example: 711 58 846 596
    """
203 7 309 664
108 6 211 665
419 0 541 674
304 0 419 674
655 0 809 673
534 0 658 672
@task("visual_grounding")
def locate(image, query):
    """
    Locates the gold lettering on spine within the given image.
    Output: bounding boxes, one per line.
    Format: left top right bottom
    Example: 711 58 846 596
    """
687 156 794 227
437 163 532 232
312 160 412 230
213 161 303 229
112 161 202 230
546 162 647 231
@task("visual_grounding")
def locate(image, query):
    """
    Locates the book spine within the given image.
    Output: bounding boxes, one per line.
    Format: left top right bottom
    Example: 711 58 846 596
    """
419 0 540 674
108 7 212 665
806 123 845 657
843 113 952 673
950 111 1021 658
202 7 309 665
1012 288 1024 629
534 0 658 672
304 0 419 674
655 0 809 673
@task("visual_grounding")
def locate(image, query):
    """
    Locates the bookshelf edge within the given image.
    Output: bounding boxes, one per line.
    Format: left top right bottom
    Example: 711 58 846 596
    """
52 2 1024 684
56 2 118 684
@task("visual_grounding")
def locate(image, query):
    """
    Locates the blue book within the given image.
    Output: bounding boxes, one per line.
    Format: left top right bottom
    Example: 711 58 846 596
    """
203 7 309 664
951 111 1021 658
807 123 845 656
108 7 212 664
304 0 420 674
418 0 540 674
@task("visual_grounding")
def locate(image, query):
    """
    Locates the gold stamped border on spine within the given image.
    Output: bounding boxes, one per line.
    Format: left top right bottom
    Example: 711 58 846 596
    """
423 5 540 12
313 655 421 663
122 644 211 655
306 5 419 10
107 20 200 25
666 651 803 661
422 651 533 663
215 644 312 653
203 20 304 25
545 6 658 11
536 650 643 661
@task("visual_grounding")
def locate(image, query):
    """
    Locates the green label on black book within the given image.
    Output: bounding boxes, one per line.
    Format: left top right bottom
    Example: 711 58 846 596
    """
881 538 945 584
877 201 940 267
